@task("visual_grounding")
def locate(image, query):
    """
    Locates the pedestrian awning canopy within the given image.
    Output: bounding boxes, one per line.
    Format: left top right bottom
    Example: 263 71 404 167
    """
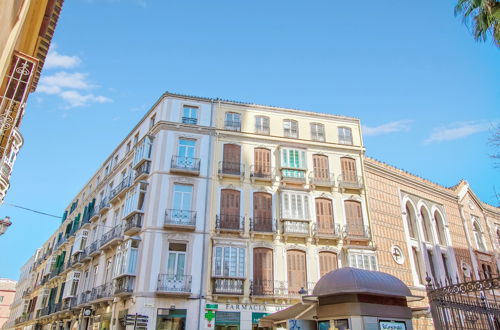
259 302 317 327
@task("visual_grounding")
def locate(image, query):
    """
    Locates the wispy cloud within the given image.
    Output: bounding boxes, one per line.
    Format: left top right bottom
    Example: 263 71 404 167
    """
425 121 494 143
37 50 112 108
44 49 81 69
362 120 413 136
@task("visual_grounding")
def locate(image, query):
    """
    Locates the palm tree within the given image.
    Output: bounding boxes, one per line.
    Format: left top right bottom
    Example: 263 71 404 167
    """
455 0 500 46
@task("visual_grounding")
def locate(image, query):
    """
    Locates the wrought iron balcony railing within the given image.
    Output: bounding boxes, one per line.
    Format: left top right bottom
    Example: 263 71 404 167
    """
109 175 132 201
313 222 341 238
124 213 143 235
250 165 275 181
280 168 307 183
215 214 245 232
337 174 363 189
281 219 310 236
100 224 123 248
90 283 114 301
249 217 276 233
309 172 335 187
62 297 77 310
224 120 241 131
343 224 371 239
164 209 196 227
97 196 110 213
134 160 151 180
170 156 200 173
250 280 315 297
181 117 197 125
114 275 135 295
78 290 92 305
218 161 244 177
86 240 100 257
212 277 244 295
157 274 192 294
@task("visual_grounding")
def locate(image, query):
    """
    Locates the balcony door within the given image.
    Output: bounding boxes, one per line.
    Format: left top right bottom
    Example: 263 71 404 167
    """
172 184 193 223
319 252 338 277
220 189 240 229
177 139 196 168
253 248 273 295
254 148 271 176
222 144 241 174
345 200 364 236
341 157 357 182
253 192 272 232
167 243 186 279
313 154 329 179
286 250 306 295
315 198 334 235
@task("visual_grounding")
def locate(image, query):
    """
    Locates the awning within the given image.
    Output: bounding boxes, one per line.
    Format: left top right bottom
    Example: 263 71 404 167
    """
259 302 317 327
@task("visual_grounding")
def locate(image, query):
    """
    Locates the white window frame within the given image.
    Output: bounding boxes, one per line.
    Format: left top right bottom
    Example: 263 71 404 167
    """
338 127 353 145
310 123 325 141
281 191 310 220
283 119 298 138
213 246 246 278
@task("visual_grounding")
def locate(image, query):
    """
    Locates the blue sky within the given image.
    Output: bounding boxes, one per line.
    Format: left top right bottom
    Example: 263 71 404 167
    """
0 0 498 279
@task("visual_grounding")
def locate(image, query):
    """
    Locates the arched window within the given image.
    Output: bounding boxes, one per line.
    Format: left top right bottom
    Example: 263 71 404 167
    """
473 219 486 251
253 248 273 294
434 211 447 246
420 207 432 243
283 119 298 138
319 251 338 277
286 250 307 294
405 202 417 239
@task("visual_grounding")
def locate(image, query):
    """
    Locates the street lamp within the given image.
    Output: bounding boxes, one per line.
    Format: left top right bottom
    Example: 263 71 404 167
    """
0 216 12 235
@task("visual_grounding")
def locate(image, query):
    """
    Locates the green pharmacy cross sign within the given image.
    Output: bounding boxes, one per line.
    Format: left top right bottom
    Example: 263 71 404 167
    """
205 310 215 321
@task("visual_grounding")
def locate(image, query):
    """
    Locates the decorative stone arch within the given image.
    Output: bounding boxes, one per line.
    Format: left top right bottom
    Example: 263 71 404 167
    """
402 196 419 240
417 202 434 243
431 207 448 246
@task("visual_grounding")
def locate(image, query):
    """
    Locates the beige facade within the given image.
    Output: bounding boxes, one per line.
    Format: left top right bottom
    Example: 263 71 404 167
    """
0 0 64 202
0 279 17 329
364 157 500 330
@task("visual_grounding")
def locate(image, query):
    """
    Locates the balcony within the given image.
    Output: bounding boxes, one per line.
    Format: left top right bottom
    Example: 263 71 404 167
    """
309 172 335 187
337 174 364 190
109 176 132 202
280 168 307 185
78 291 92 306
89 206 99 222
250 280 315 298
157 274 192 295
124 213 143 236
114 275 135 296
313 223 341 239
132 136 153 169
224 120 241 131
134 161 151 181
250 165 275 182
97 196 110 214
164 209 196 230
212 277 244 295
255 126 270 135
170 156 200 175
90 283 114 302
218 161 244 178
100 224 123 249
86 241 100 258
72 250 88 266
281 219 310 236
181 117 197 125
343 224 371 241
249 217 276 234
62 297 77 310
215 214 244 233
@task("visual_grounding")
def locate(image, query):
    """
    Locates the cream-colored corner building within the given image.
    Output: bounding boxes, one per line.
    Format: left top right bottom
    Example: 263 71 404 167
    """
364 158 500 330
6 93 376 330
0 0 64 202
0 279 17 329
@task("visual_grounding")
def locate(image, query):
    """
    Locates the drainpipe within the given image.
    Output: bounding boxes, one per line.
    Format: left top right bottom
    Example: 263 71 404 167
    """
196 99 216 330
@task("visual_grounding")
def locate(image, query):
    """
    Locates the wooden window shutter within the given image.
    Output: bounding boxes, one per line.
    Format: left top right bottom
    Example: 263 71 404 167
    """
315 198 334 235
220 189 240 229
319 252 338 277
253 192 272 232
345 200 363 235
287 250 306 294
340 157 357 182
313 155 329 179
254 148 271 175
223 144 241 174
253 248 273 294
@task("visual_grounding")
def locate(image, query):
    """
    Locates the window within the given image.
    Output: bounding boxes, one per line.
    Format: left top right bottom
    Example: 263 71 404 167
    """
338 127 353 145
123 182 148 218
344 200 364 236
255 116 270 134
281 148 306 179
113 240 139 277
222 144 241 175
319 251 338 277
172 184 193 216
427 250 437 282
253 248 273 294
312 154 329 180
224 112 241 131
349 253 377 271
113 155 119 168
167 243 186 277
253 192 273 232
182 105 198 124
219 189 241 229
497 227 500 246
441 253 451 281
434 211 447 246
315 198 335 235
126 141 131 153
281 192 310 220
286 250 306 294
149 114 156 128
473 219 486 251
310 123 325 141
132 136 153 167
283 119 298 138
213 246 245 277
412 247 425 285
405 203 417 239
253 148 271 177
133 133 139 145
340 157 357 183
420 208 432 243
